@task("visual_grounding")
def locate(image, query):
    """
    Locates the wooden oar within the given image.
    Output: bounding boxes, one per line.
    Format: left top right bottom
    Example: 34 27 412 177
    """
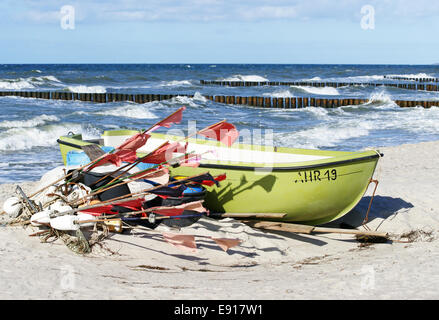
67 171 209 212
76 212 284 228
144 106 186 134
70 152 198 206
242 220 389 238
76 211 206 226
89 107 187 187
28 108 186 200
96 119 226 187
27 150 113 200
176 119 226 143
99 141 169 187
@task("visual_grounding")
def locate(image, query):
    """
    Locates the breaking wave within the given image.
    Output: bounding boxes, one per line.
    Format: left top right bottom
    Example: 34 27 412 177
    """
0 75 62 90
291 86 340 96
95 104 158 119
0 123 96 151
366 91 397 106
159 80 193 87
220 75 268 82
0 115 60 128
275 119 373 149
263 90 294 98
303 76 322 81
170 92 207 107
67 85 107 93
385 73 432 80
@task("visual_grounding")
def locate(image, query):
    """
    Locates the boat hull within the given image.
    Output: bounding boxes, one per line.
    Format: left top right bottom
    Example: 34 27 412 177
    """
57 132 380 225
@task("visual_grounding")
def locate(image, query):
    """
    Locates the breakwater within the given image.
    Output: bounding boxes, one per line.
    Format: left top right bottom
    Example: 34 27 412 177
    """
200 80 439 92
1 91 438 108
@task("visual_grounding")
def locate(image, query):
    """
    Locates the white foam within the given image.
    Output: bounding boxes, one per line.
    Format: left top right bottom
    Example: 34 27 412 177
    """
221 75 269 82
263 90 294 98
170 92 207 107
95 104 158 119
191 91 208 102
344 75 384 82
0 123 84 151
0 75 62 90
32 75 62 83
67 85 107 93
378 106 439 134
367 91 397 105
159 80 193 87
291 85 340 96
303 76 322 81
386 73 432 80
0 79 35 90
277 121 372 149
0 115 59 128
304 106 330 119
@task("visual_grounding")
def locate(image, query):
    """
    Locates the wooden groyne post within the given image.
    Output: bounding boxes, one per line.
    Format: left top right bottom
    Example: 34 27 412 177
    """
0 91 438 109
200 80 439 92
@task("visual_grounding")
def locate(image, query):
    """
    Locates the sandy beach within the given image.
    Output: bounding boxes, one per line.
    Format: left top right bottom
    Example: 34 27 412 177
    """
1 140 438 300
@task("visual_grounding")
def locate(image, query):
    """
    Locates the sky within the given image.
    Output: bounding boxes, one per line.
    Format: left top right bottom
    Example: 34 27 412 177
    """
0 0 438 64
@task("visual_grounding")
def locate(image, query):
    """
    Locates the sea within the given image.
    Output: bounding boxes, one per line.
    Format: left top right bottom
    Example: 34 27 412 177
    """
1 64 439 183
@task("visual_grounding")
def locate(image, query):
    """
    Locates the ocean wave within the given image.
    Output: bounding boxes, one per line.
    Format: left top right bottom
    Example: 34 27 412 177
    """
376 106 439 134
291 85 340 96
0 75 62 90
262 90 294 98
276 121 372 149
303 106 331 119
303 76 322 81
0 79 35 90
385 73 432 80
67 85 107 93
300 75 384 83
220 75 269 82
367 91 397 105
32 75 62 83
0 115 60 128
0 123 88 151
159 80 193 87
304 73 434 83
95 104 158 119
169 92 208 107
342 75 384 82
108 80 195 90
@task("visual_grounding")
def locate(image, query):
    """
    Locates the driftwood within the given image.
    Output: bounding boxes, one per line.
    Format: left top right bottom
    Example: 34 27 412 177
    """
241 220 388 238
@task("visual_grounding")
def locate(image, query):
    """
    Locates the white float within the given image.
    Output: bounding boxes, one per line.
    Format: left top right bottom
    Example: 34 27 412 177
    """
3 197 23 218
50 215 79 231
30 209 52 226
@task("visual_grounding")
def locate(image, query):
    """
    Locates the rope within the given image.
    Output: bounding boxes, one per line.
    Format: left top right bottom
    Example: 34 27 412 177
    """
361 179 379 231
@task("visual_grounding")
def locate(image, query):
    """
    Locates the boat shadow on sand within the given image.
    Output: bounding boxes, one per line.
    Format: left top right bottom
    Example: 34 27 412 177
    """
93 196 414 265
325 195 414 229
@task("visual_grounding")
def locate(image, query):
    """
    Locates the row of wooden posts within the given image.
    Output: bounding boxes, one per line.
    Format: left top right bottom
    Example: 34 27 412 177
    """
208 95 437 109
200 80 439 92
383 75 439 83
0 91 184 104
0 91 437 109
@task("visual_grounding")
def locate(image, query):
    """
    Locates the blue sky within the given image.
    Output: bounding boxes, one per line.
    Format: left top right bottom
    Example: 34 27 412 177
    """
1 0 439 64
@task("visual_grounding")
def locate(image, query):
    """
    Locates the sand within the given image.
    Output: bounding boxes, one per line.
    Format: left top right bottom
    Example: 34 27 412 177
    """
0 140 438 300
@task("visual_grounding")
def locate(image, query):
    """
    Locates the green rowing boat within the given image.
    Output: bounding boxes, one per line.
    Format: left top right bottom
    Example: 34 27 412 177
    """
57 130 381 225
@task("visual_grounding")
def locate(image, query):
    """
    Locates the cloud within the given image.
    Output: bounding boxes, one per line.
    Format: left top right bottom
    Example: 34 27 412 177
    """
238 6 298 20
8 0 439 24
